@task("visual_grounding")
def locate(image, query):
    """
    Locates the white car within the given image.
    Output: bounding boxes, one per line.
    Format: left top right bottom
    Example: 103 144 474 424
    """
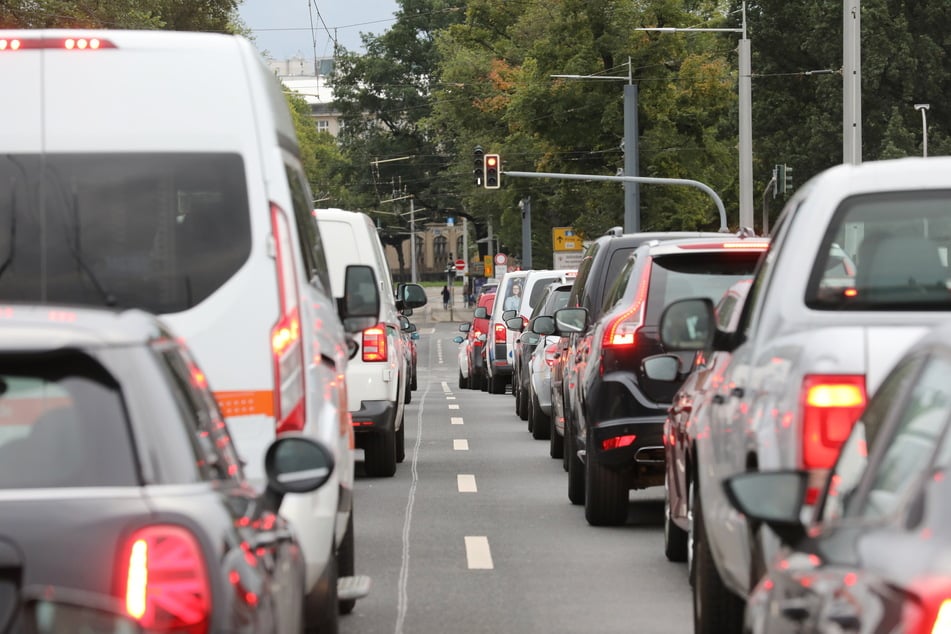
0 29 381 630
315 209 427 477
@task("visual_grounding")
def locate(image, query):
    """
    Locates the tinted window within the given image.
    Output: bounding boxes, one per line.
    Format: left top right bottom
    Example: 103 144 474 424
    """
527 276 560 310
645 252 763 324
568 244 598 308
0 154 251 314
596 247 636 313
603 256 636 313
286 166 331 292
0 353 137 488
807 190 951 310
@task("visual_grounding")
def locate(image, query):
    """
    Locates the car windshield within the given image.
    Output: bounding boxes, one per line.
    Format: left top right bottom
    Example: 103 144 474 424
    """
0 352 137 489
0 153 252 314
806 190 951 310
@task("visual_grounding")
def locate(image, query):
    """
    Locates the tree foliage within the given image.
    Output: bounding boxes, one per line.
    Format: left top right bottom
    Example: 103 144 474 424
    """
0 0 241 31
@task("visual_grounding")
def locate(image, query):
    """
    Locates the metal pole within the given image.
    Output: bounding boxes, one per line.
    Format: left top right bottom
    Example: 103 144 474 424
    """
738 24 754 229
520 197 532 269
762 174 776 236
843 0 862 164
915 104 930 157
503 170 729 231
623 83 640 233
410 197 417 283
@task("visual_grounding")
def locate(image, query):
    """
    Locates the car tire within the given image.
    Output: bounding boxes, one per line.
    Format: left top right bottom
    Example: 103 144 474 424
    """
337 510 356 615
304 547 339 634
518 381 530 421
664 471 688 562
567 429 585 505
531 393 550 440
584 455 628 526
490 373 506 395
363 428 397 477
693 480 745 634
411 369 418 391
549 414 563 459
396 417 405 464
458 369 465 390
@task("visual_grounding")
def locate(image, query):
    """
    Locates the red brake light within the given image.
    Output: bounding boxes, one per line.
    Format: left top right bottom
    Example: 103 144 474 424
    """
603 262 651 348
904 578 951 634
544 343 559 367
800 373 866 469
362 325 388 362
270 203 306 434
602 434 637 451
0 37 117 51
494 323 507 343
122 525 211 633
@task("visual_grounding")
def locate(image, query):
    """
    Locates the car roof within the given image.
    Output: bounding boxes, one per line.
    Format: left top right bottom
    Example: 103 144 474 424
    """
0 304 168 350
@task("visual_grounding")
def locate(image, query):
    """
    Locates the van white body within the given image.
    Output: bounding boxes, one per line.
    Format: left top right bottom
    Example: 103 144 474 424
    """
315 209 410 476
0 29 355 624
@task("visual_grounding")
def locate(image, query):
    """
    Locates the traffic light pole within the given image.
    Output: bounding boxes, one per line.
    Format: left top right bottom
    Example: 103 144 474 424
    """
501 170 729 232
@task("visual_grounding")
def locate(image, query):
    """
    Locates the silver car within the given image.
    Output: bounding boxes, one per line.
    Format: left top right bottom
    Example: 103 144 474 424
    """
653 156 951 634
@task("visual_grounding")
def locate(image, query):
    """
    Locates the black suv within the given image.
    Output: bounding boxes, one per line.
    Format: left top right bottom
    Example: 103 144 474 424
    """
538 233 768 525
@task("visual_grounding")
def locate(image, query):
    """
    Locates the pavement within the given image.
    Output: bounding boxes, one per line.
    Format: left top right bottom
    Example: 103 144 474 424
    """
418 286 472 323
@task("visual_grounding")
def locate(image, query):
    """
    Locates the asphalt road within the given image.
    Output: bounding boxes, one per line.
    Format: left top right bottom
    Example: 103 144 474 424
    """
341 320 693 634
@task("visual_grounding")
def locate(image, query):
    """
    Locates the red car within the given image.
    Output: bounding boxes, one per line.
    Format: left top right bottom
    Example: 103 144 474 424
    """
466 292 495 390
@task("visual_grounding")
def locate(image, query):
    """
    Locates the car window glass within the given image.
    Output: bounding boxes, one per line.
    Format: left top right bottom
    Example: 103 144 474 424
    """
527 277 560 310
819 356 921 522
603 256 636 313
0 154 251 313
806 190 951 310
852 355 951 520
0 353 137 489
736 204 796 339
568 245 598 308
596 247 636 314
285 165 332 292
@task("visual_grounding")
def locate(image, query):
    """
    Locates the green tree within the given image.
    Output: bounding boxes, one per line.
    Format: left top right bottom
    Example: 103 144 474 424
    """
0 0 241 32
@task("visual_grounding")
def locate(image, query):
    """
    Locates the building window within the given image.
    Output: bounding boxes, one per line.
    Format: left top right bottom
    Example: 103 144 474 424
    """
434 236 448 262
415 236 424 264
317 120 330 132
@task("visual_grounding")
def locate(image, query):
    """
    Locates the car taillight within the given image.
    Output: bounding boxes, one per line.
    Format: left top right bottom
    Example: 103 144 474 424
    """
602 263 651 348
602 435 637 451
494 323 507 343
270 203 306 434
800 374 866 500
904 578 951 634
122 525 211 633
544 343 559 367
362 325 388 362
0 36 117 51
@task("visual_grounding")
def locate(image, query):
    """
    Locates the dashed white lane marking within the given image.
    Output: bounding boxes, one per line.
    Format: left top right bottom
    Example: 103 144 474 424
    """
465 536 494 570
448 404 460 410
441 381 450 392
453 439 469 451
446 396 456 400
457 474 477 493
450 417 464 425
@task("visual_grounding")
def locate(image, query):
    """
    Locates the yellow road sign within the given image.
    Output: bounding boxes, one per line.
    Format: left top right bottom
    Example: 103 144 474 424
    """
552 227 582 252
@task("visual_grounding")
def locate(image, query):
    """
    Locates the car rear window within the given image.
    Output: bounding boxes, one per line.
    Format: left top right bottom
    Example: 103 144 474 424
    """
527 276 561 310
0 153 251 314
0 352 137 489
645 252 764 324
807 190 951 310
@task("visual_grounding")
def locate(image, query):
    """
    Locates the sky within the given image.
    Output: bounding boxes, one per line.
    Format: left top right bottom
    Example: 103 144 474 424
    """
238 0 400 60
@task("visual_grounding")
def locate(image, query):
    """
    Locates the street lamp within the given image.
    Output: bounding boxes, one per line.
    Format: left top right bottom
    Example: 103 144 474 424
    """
915 103 930 158
636 1 754 231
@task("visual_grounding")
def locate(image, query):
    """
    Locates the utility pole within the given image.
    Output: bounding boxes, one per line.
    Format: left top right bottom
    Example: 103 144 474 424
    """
843 0 862 164
520 197 532 269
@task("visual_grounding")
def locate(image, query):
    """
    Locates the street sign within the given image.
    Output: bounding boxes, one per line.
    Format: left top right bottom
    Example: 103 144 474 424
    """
454 259 466 271
494 253 507 265
552 227 583 252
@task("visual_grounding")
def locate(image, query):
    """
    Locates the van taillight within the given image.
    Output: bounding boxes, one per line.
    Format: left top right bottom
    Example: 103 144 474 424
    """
270 204 306 434
903 578 951 634
122 525 211 633
362 325 388 362
0 37 116 51
603 263 651 348
494 323 507 343
800 374 866 500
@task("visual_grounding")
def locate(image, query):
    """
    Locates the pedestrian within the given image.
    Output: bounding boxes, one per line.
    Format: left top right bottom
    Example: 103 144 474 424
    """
441 285 450 309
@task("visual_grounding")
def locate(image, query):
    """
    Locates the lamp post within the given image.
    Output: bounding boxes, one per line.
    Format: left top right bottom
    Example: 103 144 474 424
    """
636 1 754 231
915 103 930 158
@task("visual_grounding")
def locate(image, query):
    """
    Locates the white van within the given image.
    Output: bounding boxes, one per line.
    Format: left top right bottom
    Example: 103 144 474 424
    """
315 209 425 476
0 29 428 631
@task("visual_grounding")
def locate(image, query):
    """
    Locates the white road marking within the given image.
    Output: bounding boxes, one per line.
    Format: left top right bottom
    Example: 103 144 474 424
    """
448 404 460 410
453 439 469 451
441 381 450 392
446 396 456 400
465 536 494 569
450 417 464 425
457 474 477 493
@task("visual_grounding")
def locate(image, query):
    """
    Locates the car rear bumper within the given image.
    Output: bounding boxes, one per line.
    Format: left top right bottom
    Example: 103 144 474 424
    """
351 399 398 436
589 416 666 486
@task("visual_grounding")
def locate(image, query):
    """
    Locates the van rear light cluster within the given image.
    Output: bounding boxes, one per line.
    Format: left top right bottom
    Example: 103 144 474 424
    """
122 525 211 633
0 37 117 51
602 263 652 349
362 325 388 362
494 323 507 343
800 373 866 502
270 203 306 434
903 577 951 634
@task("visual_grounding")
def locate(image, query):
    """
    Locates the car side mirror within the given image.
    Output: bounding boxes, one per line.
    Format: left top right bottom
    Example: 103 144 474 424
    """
411 332 420 341
659 298 716 351
473 307 488 319
260 435 335 514
642 354 682 382
502 309 517 321
531 315 556 336
459 323 471 333
396 283 428 311
505 316 524 332
722 471 808 545
340 264 380 334
453 336 465 344
554 307 588 334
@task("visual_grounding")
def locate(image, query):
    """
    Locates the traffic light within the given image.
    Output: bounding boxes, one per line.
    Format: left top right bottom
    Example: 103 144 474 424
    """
783 165 793 193
775 163 793 197
473 146 484 187
484 153 500 189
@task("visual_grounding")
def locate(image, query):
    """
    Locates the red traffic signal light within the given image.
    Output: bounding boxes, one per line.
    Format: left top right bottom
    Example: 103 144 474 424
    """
484 153 500 189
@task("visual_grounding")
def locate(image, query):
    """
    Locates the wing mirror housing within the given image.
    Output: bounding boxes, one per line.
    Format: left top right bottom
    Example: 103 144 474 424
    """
260 434 335 515
723 470 808 545
531 315 555 336
396 283 428 311
501 309 517 321
339 264 380 334
458 323 472 333
658 298 716 351
505 316 524 332
473 307 489 319
554 307 588 335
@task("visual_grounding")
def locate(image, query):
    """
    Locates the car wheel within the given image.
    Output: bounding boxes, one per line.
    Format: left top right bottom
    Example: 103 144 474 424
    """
693 480 745 634
304 546 339 634
396 417 405 464
458 369 465 389
337 510 356 615
567 429 585 505
526 393 535 433
518 381 530 422
411 369 418 391
531 393 550 440
687 478 696 584
549 413 563 459
584 455 628 526
363 428 397 477
664 471 688 562
490 373 506 395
